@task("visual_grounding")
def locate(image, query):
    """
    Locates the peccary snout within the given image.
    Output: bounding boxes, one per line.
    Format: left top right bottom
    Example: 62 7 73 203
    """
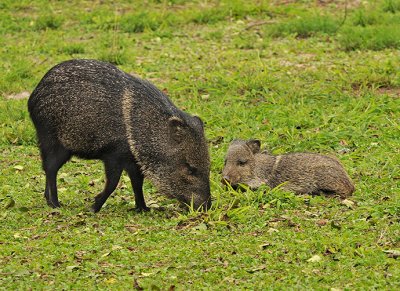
152 114 211 210
221 176 230 185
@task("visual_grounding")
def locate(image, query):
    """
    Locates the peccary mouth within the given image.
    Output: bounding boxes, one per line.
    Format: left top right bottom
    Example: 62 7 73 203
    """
174 192 211 211
221 178 240 190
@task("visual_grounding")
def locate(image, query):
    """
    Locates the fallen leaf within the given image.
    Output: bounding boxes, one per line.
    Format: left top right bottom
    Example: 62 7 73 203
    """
267 228 279 234
247 265 267 273
316 219 328 226
105 278 117 284
101 252 111 257
112 245 123 251
384 250 400 259
307 255 322 262
341 199 355 209
338 148 351 154
193 223 208 231
125 224 141 233
13 165 24 171
259 243 272 249
66 265 79 272
6 91 30 100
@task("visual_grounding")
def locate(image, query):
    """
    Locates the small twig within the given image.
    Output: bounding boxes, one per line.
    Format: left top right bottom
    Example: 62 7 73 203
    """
244 20 276 31
336 0 348 32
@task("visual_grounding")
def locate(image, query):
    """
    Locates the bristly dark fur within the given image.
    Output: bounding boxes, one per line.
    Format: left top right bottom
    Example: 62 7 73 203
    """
28 59 211 212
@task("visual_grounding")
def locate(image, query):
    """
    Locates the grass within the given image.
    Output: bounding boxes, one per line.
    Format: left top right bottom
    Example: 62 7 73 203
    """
266 14 340 38
1 0 400 289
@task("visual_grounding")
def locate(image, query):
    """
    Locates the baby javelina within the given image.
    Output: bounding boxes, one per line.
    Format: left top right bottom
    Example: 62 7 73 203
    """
222 139 355 198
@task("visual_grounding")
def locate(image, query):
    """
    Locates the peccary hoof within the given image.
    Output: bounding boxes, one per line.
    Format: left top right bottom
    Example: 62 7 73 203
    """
134 206 150 213
90 204 102 213
47 200 61 208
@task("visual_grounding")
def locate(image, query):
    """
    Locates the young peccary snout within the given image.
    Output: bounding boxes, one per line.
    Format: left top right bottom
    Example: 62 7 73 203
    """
28 59 211 212
222 139 355 198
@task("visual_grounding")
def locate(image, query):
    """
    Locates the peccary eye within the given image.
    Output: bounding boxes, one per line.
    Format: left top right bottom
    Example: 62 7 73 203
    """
186 163 198 176
237 159 247 166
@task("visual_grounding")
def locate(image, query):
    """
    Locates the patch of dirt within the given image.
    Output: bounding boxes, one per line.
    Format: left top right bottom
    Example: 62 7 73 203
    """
377 87 400 98
6 91 30 100
351 83 400 98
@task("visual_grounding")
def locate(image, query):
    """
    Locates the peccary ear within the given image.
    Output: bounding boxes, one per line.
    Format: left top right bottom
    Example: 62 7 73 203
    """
169 116 186 143
246 139 261 154
193 115 204 129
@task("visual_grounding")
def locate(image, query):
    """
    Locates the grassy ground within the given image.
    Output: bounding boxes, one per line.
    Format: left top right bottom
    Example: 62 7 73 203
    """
1 0 399 289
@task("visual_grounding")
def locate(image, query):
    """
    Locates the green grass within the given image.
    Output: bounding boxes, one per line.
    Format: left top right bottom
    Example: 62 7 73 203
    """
1 0 400 289
266 14 340 38
339 25 400 51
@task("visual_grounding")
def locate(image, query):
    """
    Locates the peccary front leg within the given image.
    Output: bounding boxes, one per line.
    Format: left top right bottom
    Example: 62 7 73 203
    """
42 146 71 208
125 162 149 212
91 160 123 213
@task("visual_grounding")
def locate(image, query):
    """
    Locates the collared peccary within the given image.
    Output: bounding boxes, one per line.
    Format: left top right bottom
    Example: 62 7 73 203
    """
222 139 355 197
28 59 211 212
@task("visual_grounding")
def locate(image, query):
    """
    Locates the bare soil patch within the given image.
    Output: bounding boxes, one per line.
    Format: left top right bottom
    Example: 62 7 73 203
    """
377 87 400 98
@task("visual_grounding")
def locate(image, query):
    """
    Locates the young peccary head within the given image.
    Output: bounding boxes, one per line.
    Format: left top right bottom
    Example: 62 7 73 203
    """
222 139 262 189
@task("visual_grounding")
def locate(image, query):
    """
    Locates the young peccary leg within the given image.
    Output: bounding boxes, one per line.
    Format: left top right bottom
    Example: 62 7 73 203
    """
92 160 123 213
42 146 71 208
125 162 149 212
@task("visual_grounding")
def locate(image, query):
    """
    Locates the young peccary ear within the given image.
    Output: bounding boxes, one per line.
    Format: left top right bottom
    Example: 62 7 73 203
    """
169 116 186 143
246 139 261 154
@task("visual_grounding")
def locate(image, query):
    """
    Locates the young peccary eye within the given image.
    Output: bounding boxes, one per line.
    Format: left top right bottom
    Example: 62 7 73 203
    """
237 159 247 166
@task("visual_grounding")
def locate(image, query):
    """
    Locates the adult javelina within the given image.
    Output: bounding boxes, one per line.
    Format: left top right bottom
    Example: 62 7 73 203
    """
28 59 211 212
222 139 355 197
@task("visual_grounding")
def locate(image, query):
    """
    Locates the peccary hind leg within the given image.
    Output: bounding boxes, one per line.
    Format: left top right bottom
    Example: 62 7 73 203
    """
125 162 149 212
92 159 123 213
42 145 71 208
